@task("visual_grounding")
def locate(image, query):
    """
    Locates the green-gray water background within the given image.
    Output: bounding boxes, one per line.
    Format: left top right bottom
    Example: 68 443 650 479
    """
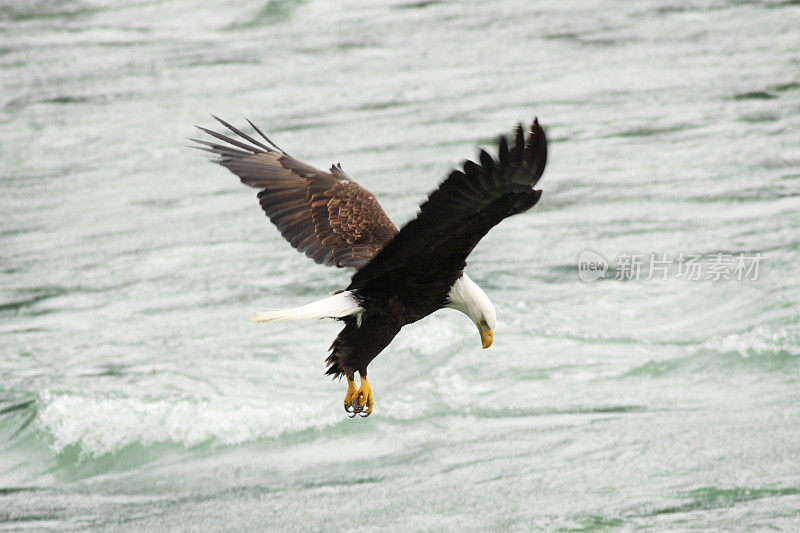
1 0 799 530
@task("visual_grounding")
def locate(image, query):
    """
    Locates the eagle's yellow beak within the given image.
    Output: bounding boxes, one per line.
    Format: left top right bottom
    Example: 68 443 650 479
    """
478 325 494 349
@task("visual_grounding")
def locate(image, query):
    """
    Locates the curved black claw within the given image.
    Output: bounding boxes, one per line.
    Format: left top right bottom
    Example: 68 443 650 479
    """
345 399 364 419
358 410 371 418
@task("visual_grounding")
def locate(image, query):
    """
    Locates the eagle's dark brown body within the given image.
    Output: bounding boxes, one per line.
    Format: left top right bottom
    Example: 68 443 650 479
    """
328 268 460 378
192 116 547 414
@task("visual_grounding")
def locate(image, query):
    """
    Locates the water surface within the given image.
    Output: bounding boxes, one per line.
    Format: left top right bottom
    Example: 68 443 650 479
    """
1 0 799 530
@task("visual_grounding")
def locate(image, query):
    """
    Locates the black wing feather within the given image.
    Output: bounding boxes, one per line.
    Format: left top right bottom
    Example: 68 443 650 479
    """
350 118 546 288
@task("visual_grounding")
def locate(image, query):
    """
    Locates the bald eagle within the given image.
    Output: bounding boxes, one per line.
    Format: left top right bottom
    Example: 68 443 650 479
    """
191 117 547 417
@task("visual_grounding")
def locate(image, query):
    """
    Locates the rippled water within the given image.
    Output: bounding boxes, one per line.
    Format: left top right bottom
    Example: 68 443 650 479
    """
2 0 799 530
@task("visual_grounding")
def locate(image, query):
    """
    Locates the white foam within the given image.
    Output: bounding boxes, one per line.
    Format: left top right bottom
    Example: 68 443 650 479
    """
38 392 340 456
700 327 800 358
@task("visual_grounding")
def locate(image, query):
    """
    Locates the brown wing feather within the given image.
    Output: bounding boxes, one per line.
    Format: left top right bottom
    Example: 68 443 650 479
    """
191 118 398 269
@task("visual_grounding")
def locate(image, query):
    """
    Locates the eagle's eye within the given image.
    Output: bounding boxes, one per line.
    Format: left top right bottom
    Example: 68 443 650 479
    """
480 318 488 327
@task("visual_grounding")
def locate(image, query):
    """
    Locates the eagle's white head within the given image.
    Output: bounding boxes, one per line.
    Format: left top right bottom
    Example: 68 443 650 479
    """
446 273 496 349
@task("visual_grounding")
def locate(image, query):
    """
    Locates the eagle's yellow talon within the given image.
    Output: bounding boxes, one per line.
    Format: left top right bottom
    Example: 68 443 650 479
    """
362 392 373 417
344 376 358 412
344 375 374 417
357 377 373 415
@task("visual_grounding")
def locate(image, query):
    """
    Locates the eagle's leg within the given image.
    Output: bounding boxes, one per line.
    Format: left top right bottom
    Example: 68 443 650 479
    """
343 373 373 418
332 318 399 418
355 373 373 417
344 374 359 417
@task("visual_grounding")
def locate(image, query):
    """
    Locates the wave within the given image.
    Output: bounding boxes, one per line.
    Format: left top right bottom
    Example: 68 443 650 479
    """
626 327 800 378
700 327 800 359
35 392 341 457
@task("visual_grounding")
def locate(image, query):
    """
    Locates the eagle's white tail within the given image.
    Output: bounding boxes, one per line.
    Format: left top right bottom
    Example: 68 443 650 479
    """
249 291 363 323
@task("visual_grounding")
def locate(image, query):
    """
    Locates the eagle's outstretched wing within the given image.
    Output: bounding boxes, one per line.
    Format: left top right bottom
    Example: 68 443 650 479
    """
192 117 398 269
350 119 546 289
